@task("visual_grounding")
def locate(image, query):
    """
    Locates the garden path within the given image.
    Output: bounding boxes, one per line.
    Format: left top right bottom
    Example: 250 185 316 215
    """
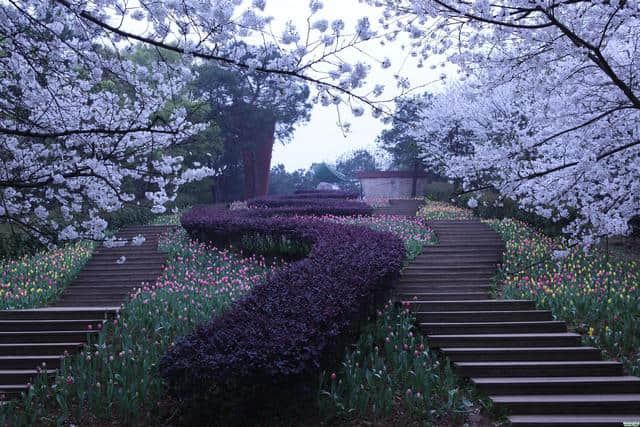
394 217 640 426
0 225 171 399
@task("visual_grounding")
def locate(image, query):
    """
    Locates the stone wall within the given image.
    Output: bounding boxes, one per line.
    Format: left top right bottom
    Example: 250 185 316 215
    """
360 177 430 198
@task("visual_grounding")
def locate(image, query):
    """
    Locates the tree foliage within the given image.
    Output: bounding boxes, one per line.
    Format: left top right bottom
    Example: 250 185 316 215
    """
374 1 640 244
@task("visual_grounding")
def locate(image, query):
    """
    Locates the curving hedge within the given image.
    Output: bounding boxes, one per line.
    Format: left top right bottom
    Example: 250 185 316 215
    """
291 189 359 199
247 197 372 216
159 206 404 412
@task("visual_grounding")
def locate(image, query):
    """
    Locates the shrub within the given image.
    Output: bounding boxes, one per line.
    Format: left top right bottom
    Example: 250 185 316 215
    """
246 197 373 217
291 189 359 199
159 207 405 423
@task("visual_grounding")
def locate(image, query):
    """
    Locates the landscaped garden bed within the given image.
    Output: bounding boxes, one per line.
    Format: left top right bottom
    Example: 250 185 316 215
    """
490 218 640 376
0 227 272 425
417 200 640 377
0 242 94 309
160 204 406 423
1 195 467 426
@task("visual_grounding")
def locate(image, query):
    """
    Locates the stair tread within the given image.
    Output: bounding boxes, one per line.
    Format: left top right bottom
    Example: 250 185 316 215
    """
422 321 563 326
0 355 63 360
0 369 57 374
443 346 597 352
474 376 640 384
492 394 640 403
509 415 640 422
430 333 581 338
458 361 621 366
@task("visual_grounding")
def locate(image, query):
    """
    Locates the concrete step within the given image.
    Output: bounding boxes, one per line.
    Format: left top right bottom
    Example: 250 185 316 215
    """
415 310 553 323
0 343 85 356
0 355 64 369
0 384 30 399
403 266 497 273
456 361 624 378
0 319 104 332
399 278 493 285
492 394 640 415
53 300 125 307
0 331 99 344
406 300 536 312
81 264 164 272
509 414 640 426
442 347 601 362
401 292 490 301
421 321 567 335
428 333 582 349
401 273 495 281
73 272 161 281
408 260 498 266
395 285 491 293
473 376 640 395
0 369 56 384
0 309 116 321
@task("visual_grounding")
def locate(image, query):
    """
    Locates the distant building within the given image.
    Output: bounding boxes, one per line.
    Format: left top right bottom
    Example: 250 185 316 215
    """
357 170 433 198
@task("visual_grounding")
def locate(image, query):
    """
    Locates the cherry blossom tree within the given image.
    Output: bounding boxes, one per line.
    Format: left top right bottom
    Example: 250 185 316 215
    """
373 1 640 244
0 0 400 245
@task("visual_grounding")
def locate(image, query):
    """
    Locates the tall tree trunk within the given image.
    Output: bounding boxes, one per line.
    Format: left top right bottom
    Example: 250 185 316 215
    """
241 148 257 199
254 118 277 197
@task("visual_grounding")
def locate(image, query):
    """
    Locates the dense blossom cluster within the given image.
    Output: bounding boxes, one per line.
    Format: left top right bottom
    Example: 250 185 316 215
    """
1 1 403 244
160 205 405 410
371 1 640 244
0 241 93 309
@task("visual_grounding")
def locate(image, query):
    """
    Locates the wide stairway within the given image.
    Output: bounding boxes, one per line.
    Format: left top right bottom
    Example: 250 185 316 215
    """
396 220 640 426
0 225 170 399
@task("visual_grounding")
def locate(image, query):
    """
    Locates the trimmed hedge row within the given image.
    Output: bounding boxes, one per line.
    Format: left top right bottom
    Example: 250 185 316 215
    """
247 197 373 216
291 189 358 199
159 206 405 415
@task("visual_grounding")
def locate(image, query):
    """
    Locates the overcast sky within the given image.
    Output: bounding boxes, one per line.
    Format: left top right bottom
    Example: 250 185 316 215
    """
264 0 446 171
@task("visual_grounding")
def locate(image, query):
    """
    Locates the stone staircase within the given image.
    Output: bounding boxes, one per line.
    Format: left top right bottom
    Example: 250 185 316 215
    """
396 219 640 426
374 199 425 217
0 225 171 399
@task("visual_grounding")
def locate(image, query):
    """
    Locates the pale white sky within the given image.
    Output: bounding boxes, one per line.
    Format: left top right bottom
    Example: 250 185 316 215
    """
264 0 447 171
119 0 449 171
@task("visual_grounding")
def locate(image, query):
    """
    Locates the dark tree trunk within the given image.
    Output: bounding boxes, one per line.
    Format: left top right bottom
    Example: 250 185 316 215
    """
254 119 276 197
241 148 257 200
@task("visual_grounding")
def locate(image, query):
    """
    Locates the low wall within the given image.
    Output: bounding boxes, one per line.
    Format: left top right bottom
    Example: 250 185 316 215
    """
360 177 430 198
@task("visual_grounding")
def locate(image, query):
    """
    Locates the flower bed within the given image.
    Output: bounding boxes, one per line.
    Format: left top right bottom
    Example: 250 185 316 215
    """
247 196 373 216
291 189 359 199
159 206 405 419
0 228 271 425
320 303 473 424
418 201 475 220
490 218 640 376
0 241 94 309
322 214 436 260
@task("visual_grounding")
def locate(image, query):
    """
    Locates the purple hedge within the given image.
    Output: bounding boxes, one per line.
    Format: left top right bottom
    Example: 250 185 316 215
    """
159 206 404 411
290 189 359 199
246 197 372 216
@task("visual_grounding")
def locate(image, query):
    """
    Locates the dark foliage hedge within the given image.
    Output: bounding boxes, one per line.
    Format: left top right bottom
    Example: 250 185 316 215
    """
247 197 373 216
291 189 358 199
159 206 404 420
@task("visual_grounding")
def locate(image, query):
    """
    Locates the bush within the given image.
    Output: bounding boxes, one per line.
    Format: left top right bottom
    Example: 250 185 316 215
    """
246 197 373 217
159 207 405 423
102 205 155 232
291 190 359 199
